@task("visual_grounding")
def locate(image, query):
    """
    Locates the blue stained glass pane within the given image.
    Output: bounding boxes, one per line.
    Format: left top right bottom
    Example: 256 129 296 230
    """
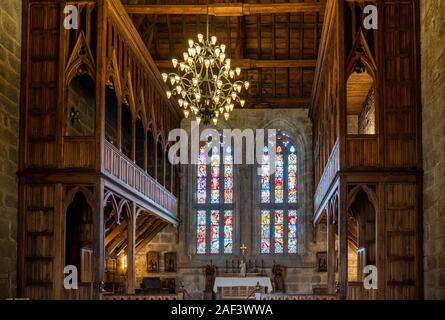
275 238 284 253
288 225 297 238
261 225 270 238
211 239 219 253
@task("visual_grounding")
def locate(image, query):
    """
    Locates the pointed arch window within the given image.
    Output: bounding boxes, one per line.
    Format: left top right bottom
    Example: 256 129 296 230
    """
259 137 299 255
196 144 234 255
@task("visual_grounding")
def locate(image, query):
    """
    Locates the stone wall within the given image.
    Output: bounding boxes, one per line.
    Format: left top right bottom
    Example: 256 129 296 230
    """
0 0 21 299
66 75 95 136
421 0 445 300
358 89 375 135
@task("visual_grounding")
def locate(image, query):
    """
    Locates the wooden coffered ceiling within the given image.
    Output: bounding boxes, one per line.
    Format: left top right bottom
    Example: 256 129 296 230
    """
122 0 325 109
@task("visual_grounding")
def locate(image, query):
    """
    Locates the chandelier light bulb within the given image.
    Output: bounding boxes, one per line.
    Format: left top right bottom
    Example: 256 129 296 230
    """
162 73 168 82
169 77 175 85
175 75 180 82
220 53 226 62
178 99 184 107
244 81 250 90
211 36 217 45
196 116 202 125
192 78 198 86
219 107 224 113
196 46 202 54
213 118 218 125
166 91 172 99
184 101 189 108
176 85 182 93
224 113 230 120
214 96 220 103
225 59 231 67
197 34 204 43
184 110 190 118
229 104 234 111
240 99 246 107
204 59 210 69
188 39 194 48
217 80 223 89
172 59 178 68
231 92 237 100
215 48 221 56
229 70 235 79
225 105 230 112
220 44 226 53
235 67 241 76
179 62 185 71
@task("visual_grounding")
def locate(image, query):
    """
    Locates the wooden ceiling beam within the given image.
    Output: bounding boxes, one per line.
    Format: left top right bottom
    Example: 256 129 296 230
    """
136 221 168 252
155 59 316 69
245 97 311 109
125 3 325 16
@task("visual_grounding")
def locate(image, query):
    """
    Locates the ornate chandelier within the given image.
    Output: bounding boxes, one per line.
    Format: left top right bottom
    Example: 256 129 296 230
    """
162 2 249 125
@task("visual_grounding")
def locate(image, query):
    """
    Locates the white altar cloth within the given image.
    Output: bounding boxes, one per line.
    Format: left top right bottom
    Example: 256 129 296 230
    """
213 277 272 293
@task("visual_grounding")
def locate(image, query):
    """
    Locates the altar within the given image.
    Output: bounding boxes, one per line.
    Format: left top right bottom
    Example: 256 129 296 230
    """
213 276 272 300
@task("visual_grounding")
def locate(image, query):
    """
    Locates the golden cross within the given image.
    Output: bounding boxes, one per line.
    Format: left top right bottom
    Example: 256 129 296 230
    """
240 243 248 256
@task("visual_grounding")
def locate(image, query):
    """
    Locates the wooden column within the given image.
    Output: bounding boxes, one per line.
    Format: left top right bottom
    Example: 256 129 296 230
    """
327 208 336 294
131 118 136 161
126 204 137 294
337 182 348 300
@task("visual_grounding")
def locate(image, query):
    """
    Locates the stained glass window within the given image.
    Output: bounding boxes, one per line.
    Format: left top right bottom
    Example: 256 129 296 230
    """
260 146 271 203
197 210 206 254
224 210 233 253
275 147 284 203
196 144 235 255
224 146 233 204
261 210 271 254
288 210 298 254
210 147 220 203
197 146 207 204
288 146 297 203
259 135 299 254
210 210 220 253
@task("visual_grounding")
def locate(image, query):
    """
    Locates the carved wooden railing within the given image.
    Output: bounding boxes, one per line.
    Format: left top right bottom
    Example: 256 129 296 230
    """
103 141 177 217
100 293 182 300
260 294 336 300
314 139 339 213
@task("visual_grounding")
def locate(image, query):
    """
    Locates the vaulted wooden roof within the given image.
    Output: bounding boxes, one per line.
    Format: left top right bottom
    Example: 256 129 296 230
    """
123 0 326 109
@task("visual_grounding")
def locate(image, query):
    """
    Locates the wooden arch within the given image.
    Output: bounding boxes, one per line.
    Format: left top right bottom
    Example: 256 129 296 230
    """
65 32 96 84
347 184 378 213
63 186 95 213
346 29 377 80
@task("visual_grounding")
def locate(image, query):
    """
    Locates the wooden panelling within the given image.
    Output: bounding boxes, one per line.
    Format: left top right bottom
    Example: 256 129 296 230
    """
385 183 419 299
346 136 378 168
24 3 60 169
62 137 96 168
381 0 421 168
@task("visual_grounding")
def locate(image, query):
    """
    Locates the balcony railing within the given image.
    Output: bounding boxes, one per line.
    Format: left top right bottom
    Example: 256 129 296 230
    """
103 141 177 217
314 139 339 213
